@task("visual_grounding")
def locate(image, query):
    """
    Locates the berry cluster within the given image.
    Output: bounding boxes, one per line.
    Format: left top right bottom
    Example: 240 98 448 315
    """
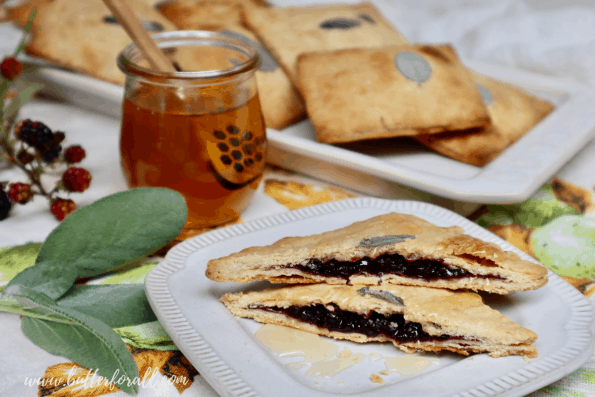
1 118 91 222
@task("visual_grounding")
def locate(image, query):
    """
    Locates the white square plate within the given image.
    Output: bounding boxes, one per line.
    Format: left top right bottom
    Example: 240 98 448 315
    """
145 198 594 397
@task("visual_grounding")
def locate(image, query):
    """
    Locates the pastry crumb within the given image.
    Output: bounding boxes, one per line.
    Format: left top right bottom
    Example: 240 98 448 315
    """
380 369 390 375
371 374 384 383
339 348 351 358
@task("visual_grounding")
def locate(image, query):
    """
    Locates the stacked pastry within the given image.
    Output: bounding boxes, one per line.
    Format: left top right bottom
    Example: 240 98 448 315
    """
6 0 555 162
239 3 555 167
206 213 549 358
155 1 413 131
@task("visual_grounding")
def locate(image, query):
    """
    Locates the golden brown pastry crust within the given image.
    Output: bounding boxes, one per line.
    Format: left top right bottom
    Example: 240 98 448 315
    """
242 2 408 85
415 72 555 166
206 213 548 294
10 0 177 85
158 0 306 130
221 283 539 358
296 45 491 144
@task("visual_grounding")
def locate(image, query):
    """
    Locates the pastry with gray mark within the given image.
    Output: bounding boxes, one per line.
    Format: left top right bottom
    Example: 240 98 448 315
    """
220 283 539 358
157 0 306 129
8 0 178 85
295 44 492 144
206 213 548 294
414 72 555 167
242 2 409 85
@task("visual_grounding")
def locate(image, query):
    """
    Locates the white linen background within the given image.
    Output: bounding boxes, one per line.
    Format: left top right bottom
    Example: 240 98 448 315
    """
1 0 594 396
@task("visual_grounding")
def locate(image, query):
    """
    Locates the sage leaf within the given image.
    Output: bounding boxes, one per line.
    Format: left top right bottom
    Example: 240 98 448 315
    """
357 287 405 306
99 261 158 285
319 17 361 29
7 188 186 300
8 285 139 395
22 318 139 395
394 52 432 83
358 235 416 248
57 284 157 328
6 260 77 300
36 188 187 278
476 83 494 106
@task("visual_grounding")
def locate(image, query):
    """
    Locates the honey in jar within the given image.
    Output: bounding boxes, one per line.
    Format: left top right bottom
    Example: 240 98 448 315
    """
117 31 266 228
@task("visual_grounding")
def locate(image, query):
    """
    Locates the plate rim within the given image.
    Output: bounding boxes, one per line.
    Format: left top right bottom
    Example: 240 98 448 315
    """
145 198 595 397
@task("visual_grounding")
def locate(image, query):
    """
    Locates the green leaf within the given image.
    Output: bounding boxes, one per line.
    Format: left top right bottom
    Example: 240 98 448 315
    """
3 82 45 121
57 284 157 328
36 188 186 278
8 285 139 395
13 10 37 57
115 321 178 351
394 52 432 83
6 261 78 300
99 262 159 285
7 188 187 300
22 318 139 395
0 243 42 284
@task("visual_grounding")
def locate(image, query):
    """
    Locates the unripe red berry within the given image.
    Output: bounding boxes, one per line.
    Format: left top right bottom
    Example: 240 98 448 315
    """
1 57 23 80
7 183 32 204
50 199 77 221
63 145 86 164
62 167 92 192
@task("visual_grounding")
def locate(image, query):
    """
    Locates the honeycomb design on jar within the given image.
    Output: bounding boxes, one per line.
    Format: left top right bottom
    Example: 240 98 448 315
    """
209 124 265 186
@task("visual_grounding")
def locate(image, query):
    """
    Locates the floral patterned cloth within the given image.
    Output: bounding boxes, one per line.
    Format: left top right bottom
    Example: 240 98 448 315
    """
1 0 595 394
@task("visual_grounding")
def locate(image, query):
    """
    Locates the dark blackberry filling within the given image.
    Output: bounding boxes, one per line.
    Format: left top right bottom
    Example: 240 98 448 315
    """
252 303 453 343
288 253 504 281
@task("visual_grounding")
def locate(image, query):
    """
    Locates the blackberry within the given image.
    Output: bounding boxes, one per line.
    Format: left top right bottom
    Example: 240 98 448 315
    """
42 143 62 163
16 120 54 149
0 190 11 221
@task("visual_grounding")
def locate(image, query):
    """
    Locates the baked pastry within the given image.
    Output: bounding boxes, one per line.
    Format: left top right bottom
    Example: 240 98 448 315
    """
415 72 555 166
221 283 539 358
158 0 269 29
242 2 408 85
295 44 492 144
8 0 177 85
158 0 306 129
7 0 169 27
206 213 548 294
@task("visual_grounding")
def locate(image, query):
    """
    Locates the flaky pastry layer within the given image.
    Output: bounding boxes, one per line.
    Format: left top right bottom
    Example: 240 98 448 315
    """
221 284 538 358
207 213 548 294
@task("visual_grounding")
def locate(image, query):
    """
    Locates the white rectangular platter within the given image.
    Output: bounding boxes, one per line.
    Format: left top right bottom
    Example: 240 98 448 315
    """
145 198 594 397
25 57 595 204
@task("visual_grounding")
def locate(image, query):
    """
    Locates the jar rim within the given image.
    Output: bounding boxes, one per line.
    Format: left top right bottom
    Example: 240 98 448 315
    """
117 30 261 80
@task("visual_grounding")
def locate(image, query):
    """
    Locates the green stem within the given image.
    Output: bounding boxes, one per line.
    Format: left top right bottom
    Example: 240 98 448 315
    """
13 10 37 57
0 306 76 325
